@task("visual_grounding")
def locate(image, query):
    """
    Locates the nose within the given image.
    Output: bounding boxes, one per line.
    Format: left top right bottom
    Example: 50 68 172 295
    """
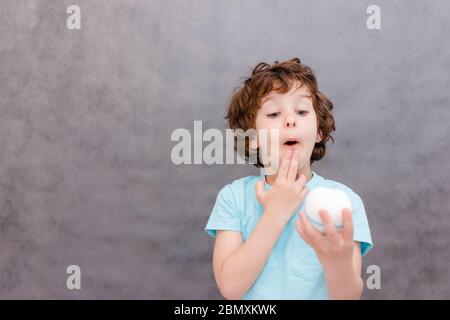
285 114 296 128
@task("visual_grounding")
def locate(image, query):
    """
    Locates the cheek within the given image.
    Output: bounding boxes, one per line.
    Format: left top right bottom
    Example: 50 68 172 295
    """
256 131 281 155
255 122 281 150
306 129 318 144
303 119 319 142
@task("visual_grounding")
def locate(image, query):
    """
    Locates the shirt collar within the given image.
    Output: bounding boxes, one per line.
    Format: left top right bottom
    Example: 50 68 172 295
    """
262 170 320 191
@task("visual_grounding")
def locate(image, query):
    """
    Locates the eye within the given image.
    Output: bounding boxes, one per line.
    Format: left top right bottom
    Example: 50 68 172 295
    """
267 112 280 118
296 110 308 116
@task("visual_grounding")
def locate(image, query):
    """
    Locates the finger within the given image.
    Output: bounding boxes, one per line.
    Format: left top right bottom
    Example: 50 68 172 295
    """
295 216 314 246
255 178 266 200
295 174 306 190
319 209 339 243
296 211 314 244
296 185 308 204
286 150 298 182
300 210 324 247
342 208 354 241
275 149 292 183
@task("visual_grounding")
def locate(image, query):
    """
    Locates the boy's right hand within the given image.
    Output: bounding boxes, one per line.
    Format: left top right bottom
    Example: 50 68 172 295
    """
255 149 309 224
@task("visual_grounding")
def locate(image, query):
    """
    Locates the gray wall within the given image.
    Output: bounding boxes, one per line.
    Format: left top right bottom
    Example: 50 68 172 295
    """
1 0 449 299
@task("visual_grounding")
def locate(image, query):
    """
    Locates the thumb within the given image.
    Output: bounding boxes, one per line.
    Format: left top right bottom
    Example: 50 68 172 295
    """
255 179 266 200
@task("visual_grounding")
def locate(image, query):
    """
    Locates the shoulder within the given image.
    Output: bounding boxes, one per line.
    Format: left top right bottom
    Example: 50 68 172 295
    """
218 175 260 195
213 175 259 219
215 175 259 208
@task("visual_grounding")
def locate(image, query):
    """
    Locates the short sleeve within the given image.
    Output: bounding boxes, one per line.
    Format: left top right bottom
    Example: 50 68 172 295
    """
350 192 374 257
204 184 242 238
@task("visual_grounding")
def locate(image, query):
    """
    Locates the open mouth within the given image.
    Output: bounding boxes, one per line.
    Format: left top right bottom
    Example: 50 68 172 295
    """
283 140 299 146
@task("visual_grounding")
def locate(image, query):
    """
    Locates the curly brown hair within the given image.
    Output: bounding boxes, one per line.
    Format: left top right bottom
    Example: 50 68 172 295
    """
225 57 335 168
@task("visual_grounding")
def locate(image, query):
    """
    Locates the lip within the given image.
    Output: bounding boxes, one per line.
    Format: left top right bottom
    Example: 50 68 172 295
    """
283 143 299 151
283 137 299 143
282 137 300 151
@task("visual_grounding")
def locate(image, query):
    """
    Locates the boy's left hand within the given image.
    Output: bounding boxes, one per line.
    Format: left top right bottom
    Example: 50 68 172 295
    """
295 208 355 272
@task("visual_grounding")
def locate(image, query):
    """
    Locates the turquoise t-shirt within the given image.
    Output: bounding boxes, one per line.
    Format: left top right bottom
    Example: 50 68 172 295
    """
204 170 373 300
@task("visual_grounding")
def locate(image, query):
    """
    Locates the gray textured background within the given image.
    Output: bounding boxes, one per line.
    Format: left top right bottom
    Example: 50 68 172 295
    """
1 0 449 299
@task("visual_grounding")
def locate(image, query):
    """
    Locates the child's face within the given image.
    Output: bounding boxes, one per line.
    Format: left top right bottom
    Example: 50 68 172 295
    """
255 81 322 174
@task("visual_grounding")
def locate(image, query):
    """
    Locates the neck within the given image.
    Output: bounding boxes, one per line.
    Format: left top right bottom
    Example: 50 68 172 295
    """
265 165 313 185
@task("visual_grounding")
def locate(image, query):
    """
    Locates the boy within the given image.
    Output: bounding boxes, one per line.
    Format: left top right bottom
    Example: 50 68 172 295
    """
204 58 373 300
